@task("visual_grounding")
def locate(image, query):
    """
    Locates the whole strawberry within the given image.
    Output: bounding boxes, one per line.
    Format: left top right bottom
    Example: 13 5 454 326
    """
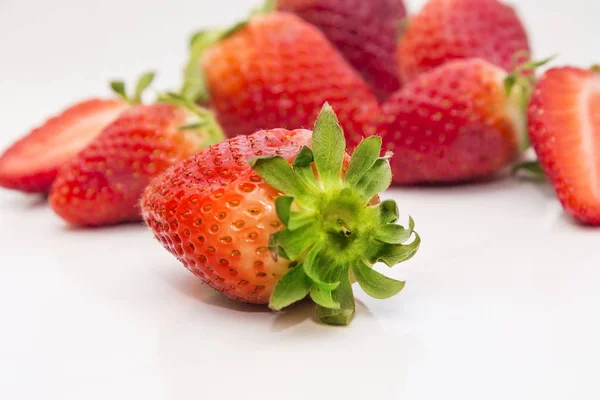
277 0 406 100
398 0 530 82
376 58 527 184
527 66 600 225
49 92 224 227
185 12 380 150
141 105 420 325
0 98 130 193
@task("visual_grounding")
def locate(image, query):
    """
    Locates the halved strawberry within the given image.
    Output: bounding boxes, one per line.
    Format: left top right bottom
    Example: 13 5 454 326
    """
0 99 129 193
527 67 600 225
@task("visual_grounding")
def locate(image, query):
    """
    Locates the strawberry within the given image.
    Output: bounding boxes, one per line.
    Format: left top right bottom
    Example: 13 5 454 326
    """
0 99 129 193
49 93 224 227
376 58 528 184
276 0 406 100
397 0 530 83
141 105 420 325
526 66 600 225
184 12 380 150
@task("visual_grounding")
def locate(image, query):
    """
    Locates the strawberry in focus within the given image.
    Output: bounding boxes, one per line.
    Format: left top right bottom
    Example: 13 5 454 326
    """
398 0 530 83
277 0 406 101
185 12 380 150
141 105 420 325
49 90 224 227
527 66 600 225
0 99 129 193
376 58 527 184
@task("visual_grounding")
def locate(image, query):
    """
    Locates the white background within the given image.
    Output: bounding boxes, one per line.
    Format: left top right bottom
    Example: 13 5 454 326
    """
1 0 599 399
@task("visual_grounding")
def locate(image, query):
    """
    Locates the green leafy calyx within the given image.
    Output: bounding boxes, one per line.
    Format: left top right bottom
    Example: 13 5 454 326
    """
110 71 156 105
158 92 225 145
250 104 421 326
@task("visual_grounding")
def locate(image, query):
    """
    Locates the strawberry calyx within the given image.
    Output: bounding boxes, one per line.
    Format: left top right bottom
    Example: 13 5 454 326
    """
158 92 225 145
249 104 420 326
504 56 554 149
110 71 156 105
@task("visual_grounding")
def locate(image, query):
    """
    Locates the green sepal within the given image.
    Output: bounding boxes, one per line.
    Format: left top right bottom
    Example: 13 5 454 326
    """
133 72 156 104
303 244 341 290
316 268 355 326
312 104 345 190
270 223 318 261
310 286 340 309
355 158 393 202
293 146 320 191
512 161 546 181
269 264 311 311
275 196 294 227
158 92 225 145
110 71 156 105
352 262 406 300
110 81 127 101
251 0 278 16
345 136 383 187
374 217 415 244
377 200 399 224
287 210 316 230
372 233 421 267
249 156 308 200
591 65 600 73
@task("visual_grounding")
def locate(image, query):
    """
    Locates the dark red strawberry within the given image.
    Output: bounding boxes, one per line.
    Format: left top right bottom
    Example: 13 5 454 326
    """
49 94 224 227
185 12 380 150
527 67 600 225
0 99 129 193
376 58 527 184
398 0 530 82
277 0 406 100
141 105 420 325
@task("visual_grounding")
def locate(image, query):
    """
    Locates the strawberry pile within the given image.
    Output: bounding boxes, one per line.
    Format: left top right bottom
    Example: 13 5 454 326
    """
0 0 598 325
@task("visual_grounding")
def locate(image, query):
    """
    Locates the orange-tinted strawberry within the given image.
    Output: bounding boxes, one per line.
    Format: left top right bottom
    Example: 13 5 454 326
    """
527 67 600 225
277 0 406 100
186 12 380 150
398 0 530 83
376 58 527 184
141 105 420 325
49 97 224 227
0 99 129 193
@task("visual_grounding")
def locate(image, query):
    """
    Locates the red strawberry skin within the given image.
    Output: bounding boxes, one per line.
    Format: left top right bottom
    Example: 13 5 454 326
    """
278 0 406 100
398 0 530 82
49 103 210 226
202 12 380 150
141 129 312 304
376 58 525 184
528 67 600 225
0 99 129 193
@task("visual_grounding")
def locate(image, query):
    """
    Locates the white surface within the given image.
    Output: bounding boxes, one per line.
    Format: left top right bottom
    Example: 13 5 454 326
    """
1 1 599 399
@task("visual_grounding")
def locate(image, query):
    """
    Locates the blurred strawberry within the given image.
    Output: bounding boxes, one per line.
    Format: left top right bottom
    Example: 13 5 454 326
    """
49 92 224 227
376 58 529 184
184 12 380 150
398 0 530 83
527 66 600 225
277 0 406 100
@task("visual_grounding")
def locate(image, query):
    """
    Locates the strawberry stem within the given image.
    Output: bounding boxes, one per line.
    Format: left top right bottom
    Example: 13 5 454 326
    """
250 104 421 326
110 71 156 105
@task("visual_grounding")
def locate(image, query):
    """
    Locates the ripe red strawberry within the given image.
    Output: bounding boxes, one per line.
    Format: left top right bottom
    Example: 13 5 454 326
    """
0 99 129 193
186 12 380 150
376 58 527 184
141 105 420 325
49 94 224 227
527 67 600 225
277 0 406 100
398 0 530 83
